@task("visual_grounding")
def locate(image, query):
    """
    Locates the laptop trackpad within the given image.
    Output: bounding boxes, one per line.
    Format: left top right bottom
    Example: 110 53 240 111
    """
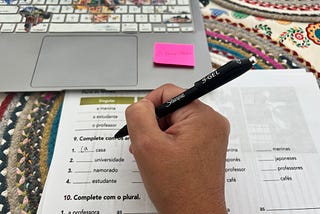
32 36 137 88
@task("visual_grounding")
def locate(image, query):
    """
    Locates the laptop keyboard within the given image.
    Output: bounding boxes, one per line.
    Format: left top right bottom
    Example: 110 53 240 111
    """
0 0 193 33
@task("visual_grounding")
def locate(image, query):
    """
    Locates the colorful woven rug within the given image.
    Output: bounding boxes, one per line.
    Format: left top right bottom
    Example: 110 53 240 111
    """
1 2 320 214
213 0 320 22
202 2 320 80
0 92 64 214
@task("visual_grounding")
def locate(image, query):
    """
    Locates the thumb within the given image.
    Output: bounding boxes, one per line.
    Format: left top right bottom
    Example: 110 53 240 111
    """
125 99 162 143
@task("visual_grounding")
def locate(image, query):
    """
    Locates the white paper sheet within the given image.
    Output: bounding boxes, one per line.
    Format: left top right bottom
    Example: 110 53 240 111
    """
38 70 320 214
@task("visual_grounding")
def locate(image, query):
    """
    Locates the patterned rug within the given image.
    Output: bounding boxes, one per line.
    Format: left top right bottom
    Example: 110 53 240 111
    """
0 92 64 214
202 2 320 80
213 0 320 22
204 18 318 75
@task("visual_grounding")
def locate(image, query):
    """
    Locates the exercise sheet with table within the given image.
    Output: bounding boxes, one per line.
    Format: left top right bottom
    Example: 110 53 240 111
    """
38 70 320 214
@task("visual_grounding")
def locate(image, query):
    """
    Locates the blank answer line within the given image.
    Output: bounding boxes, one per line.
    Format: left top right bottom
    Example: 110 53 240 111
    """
124 212 157 214
258 159 274 162
75 128 119 131
261 169 277 172
73 181 91 184
76 120 122 123
263 179 280 182
76 160 93 163
74 171 92 173
77 111 123 114
267 207 320 211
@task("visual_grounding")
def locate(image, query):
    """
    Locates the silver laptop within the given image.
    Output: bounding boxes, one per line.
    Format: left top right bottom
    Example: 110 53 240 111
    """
0 0 211 91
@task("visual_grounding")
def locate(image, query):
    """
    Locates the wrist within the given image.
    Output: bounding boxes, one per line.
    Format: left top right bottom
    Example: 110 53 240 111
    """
156 189 227 214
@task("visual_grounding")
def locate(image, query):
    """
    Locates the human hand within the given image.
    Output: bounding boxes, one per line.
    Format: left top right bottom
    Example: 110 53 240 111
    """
125 84 229 214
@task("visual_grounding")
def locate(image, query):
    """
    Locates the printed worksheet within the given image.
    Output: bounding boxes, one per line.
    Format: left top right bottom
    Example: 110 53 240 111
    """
38 91 156 214
38 70 320 214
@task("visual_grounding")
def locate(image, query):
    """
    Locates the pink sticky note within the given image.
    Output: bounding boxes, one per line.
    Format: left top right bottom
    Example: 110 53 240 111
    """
153 42 195 67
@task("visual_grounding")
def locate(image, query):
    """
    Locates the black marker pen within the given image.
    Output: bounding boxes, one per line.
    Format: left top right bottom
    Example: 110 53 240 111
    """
114 56 256 138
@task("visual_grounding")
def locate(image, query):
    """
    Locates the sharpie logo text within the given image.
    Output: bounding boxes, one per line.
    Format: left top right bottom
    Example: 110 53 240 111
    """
166 94 186 107
201 70 220 84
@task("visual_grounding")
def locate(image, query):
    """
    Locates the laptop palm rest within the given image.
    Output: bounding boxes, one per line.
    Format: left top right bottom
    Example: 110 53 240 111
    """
32 36 138 88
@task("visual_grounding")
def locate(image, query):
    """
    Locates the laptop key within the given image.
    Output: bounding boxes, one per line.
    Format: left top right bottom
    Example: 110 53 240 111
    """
47 5 61 13
51 14 65 22
15 23 26 32
32 0 46 4
0 23 15 32
65 14 79 22
49 23 121 32
139 23 152 32
153 26 166 32
0 5 19 13
30 23 48 32
46 0 59 4
0 14 21 22
122 23 138 32
181 26 193 32
61 5 73 13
